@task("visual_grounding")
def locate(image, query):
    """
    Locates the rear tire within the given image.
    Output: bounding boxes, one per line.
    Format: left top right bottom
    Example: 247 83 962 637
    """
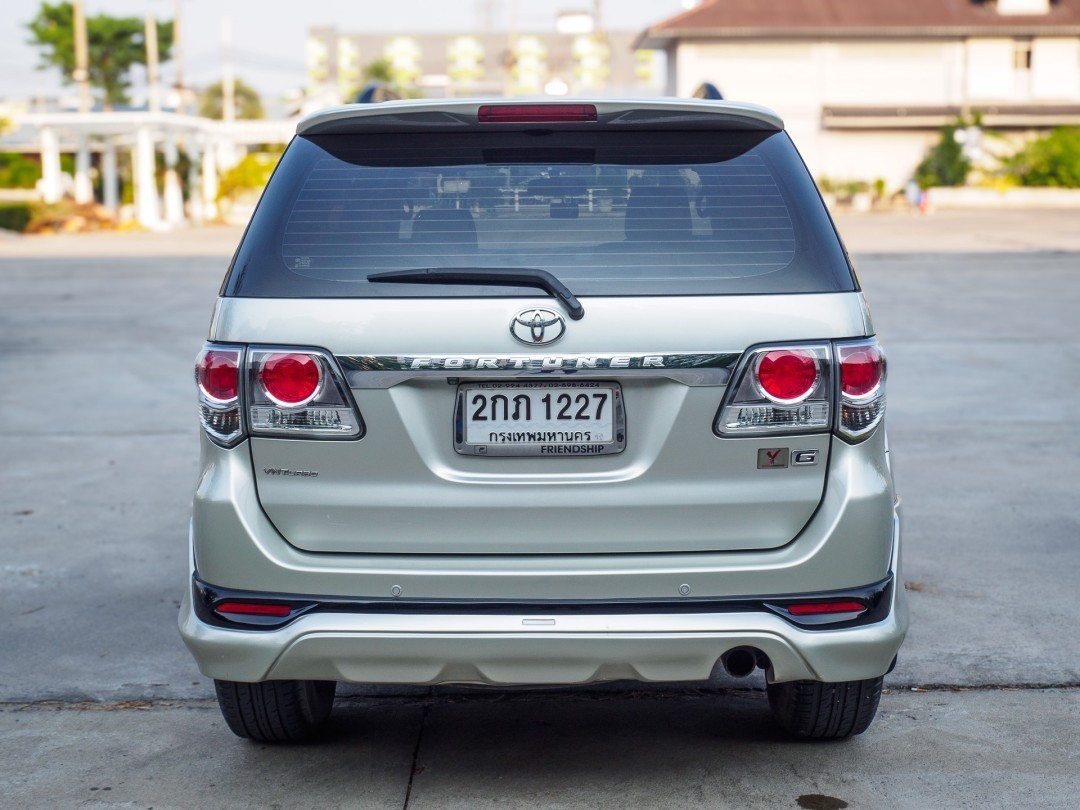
214 679 336 742
767 676 883 739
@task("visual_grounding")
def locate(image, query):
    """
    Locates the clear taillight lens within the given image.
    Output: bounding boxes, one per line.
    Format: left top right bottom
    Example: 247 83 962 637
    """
248 348 363 439
716 344 832 436
195 344 244 446
836 338 886 441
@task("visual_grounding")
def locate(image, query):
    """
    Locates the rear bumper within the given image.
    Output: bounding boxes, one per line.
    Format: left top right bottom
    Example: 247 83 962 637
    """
179 582 905 687
179 511 906 686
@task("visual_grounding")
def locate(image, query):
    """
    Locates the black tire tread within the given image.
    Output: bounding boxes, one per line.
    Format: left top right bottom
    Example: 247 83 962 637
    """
767 676 883 739
214 679 336 743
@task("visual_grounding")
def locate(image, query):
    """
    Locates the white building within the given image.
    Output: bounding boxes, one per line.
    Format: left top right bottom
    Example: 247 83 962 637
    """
638 0 1080 187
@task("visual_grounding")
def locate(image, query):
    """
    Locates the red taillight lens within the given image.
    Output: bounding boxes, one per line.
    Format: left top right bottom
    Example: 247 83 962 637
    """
259 353 322 406
756 350 819 403
839 344 884 398
215 602 292 618
787 601 866 616
198 350 239 402
478 103 598 124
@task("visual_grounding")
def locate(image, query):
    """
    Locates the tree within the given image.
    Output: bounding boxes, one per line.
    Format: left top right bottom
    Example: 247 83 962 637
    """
198 80 265 121
914 122 971 189
27 2 173 109
1007 127 1080 188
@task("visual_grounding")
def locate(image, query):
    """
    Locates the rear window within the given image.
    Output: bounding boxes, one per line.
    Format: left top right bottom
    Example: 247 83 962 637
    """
224 129 854 298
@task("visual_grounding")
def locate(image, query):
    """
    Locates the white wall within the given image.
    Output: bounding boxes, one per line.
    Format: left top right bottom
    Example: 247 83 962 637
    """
674 40 964 185
1032 38 1080 99
966 38 1016 99
672 34 1080 186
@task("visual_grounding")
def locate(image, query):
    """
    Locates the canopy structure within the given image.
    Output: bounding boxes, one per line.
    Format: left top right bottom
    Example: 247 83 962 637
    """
4 111 295 228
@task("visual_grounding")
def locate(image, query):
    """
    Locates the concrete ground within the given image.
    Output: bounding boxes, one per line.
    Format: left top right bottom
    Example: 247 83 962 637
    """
1 209 1078 808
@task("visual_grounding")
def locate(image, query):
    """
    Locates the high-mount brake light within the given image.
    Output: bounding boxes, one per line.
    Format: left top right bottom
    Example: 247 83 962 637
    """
756 349 819 404
478 103 598 124
259 352 322 407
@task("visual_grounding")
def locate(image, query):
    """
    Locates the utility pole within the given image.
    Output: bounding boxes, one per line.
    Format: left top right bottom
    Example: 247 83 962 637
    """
73 0 91 112
222 16 236 124
173 0 185 112
145 12 161 113
504 0 518 97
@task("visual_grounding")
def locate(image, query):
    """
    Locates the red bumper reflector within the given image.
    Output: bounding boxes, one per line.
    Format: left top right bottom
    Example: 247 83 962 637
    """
215 602 292 618
478 104 597 124
787 601 866 616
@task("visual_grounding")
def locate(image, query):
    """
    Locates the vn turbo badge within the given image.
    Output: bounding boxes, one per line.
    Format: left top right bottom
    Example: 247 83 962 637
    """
510 309 566 346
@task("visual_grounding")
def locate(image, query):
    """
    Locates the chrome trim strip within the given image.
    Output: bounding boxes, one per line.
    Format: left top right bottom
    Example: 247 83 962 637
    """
336 352 740 389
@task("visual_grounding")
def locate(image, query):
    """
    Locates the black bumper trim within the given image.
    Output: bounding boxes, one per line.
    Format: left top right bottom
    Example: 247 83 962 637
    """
192 573 894 632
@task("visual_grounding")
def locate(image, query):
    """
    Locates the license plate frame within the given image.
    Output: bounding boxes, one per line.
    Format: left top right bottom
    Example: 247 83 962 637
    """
454 380 626 457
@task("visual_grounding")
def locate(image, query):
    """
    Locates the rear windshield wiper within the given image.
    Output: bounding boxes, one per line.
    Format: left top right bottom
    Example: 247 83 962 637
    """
366 267 584 320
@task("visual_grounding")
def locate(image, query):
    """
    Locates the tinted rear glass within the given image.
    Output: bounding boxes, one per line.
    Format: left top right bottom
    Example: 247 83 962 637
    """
225 129 854 298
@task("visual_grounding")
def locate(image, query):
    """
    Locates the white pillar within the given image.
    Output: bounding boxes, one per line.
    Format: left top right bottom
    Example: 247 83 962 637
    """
74 136 94 204
134 126 160 228
40 127 63 204
102 141 119 213
163 133 184 226
201 143 219 221
186 141 203 225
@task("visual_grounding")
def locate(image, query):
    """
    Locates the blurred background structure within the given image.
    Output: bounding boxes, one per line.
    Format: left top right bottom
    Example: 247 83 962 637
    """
640 0 1080 188
1 0 1078 233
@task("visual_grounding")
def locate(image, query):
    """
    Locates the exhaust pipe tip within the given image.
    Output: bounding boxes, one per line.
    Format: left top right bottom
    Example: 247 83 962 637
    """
722 647 758 679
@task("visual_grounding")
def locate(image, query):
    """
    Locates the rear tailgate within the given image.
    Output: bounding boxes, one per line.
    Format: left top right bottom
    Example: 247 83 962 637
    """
214 293 870 554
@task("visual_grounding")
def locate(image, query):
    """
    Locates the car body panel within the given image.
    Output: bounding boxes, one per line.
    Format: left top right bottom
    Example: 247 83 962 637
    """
213 293 871 554
189 427 895 599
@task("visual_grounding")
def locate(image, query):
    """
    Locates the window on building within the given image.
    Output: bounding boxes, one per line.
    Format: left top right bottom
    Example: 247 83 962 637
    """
1014 39 1033 70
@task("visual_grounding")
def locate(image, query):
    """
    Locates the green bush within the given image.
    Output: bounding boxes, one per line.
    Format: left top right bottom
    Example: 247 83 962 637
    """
0 202 33 232
915 123 970 189
0 152 42 189
1007 127 1080 188
216 151 281 202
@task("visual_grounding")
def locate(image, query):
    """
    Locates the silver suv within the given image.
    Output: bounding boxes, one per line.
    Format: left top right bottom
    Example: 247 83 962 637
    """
180 99 906 742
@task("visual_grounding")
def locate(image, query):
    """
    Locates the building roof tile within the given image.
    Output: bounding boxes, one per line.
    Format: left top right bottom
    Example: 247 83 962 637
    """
640 0 1080 44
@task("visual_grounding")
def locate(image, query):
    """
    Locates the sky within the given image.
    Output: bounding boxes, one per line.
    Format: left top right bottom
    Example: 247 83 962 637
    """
0 0 692 107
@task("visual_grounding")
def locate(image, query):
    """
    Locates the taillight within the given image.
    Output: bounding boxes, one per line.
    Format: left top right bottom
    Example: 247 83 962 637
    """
195 344 243 446
195 343 363 445
248 348 363 439
198 350 239 402
259 353 322 407
755 349 819 404
836 338 886 440
716 344 832 436
715 339 887 441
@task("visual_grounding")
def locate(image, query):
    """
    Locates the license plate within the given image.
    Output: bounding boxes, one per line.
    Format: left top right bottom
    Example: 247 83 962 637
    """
454 381 625 457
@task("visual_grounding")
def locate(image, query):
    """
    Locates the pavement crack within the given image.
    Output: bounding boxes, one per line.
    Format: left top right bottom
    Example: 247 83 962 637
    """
402 703 431 810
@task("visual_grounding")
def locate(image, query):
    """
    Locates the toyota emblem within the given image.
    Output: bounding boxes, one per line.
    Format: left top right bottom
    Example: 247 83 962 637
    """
510 308 566 346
